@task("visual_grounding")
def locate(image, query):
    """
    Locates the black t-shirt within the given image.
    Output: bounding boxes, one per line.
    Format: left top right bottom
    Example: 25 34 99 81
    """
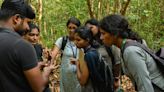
0 28 38 92
33 44 43 61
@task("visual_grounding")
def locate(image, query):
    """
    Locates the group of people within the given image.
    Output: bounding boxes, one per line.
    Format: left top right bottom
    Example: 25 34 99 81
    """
0 0 163 92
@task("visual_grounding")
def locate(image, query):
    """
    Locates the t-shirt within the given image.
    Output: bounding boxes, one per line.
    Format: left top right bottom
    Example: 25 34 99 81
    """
0 28 38 92
33 44 43 61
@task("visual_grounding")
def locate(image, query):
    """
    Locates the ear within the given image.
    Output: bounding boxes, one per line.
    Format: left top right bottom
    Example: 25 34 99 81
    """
12 14 22 25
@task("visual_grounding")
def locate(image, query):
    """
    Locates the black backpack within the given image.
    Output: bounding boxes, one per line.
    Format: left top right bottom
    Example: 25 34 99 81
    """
61 36 68 51
88 48 114 92
60 36 68 57
122 41 164 74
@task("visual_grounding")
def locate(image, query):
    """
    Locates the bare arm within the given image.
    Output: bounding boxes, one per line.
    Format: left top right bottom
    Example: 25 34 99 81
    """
76 60 89 86
51 45 60 62
24 64 54 92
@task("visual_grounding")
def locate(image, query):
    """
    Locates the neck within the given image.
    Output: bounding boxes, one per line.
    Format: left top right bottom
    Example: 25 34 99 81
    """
68 36 74 41
114 38 123 49
0 21 14 31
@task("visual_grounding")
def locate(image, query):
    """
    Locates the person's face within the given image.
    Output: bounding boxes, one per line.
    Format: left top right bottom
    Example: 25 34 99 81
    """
86 23 99 36
67 23 78 39
100 28 114 47
74 33 89 48
13 15 31 32
25 28 40 44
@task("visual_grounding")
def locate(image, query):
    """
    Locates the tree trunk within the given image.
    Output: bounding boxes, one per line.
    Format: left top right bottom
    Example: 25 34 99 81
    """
86 0 95 18
97 0 102 19
106 0 110 15
113 0 119 13
120 0 131 15
38 0 42 30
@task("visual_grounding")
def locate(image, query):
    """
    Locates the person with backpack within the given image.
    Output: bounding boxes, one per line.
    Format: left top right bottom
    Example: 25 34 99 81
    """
99 14 164 92
51 17 81 92
0 0 54 92
85 19 122 91
71 26 114 92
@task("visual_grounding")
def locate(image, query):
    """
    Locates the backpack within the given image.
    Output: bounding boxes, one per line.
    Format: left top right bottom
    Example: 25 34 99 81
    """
104 46 115 65
60 36 68 57
122 41 164 74
61 36 68 51
88 48 114 92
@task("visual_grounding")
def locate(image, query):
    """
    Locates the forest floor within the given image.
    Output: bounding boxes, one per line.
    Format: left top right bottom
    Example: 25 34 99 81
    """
48 65 136 92
42 54 136 92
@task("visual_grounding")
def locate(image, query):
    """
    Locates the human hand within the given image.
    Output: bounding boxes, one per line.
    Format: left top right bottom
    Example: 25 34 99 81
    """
70 58 78 65
43 64 55 77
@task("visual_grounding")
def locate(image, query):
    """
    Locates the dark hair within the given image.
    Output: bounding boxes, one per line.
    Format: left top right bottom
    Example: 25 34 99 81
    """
85 18 102 44
85 18 99 26
100 14 142 42
75 26 93 45
28 23 40 33
0 0 35 20
66 17 81 27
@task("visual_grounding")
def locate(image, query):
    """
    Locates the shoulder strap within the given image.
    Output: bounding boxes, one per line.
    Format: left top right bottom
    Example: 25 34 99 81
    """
123 41 164 69
61 36 68 50
105 46 115 65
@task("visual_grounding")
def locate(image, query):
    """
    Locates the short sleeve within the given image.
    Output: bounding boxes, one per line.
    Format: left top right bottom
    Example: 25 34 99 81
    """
14 40 38 71
54 37 63 49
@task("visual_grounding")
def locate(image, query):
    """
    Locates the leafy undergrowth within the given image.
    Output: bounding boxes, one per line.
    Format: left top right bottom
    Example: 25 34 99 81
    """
48 67 136 92
42 53 136 92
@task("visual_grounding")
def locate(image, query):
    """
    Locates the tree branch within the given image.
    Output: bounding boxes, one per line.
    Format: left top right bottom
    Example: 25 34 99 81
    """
120 0 131 15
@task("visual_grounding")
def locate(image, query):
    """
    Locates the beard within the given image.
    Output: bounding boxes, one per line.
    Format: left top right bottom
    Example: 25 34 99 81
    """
16 30 27 36
15 20 28 36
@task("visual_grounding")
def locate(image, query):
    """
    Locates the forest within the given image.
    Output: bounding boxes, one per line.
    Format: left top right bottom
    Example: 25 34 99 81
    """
0 0 163 92
0 0 163 49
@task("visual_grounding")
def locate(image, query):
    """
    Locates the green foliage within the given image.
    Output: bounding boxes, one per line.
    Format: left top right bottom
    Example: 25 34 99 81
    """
0 0 163 49
30 0 89 48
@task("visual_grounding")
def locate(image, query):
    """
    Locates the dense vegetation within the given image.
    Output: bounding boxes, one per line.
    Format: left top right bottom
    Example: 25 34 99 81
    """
0 0 163 49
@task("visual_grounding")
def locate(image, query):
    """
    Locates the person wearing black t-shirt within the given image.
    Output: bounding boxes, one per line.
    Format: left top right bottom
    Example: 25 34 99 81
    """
0 1 54 92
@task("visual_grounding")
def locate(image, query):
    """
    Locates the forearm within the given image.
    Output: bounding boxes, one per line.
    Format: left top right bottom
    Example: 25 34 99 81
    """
76 61 88 86
113 63 121 77
76 63 83 84
42 71 50 86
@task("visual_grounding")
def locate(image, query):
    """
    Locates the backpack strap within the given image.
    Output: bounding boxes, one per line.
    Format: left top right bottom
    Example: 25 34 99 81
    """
105 46 115 65
123 41 164 91
61 36 68 51
123 41 164 64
